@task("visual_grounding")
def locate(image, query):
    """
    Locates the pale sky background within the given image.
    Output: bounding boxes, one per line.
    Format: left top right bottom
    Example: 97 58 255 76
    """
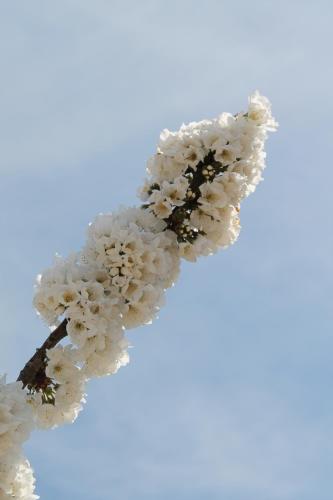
0 1 332 499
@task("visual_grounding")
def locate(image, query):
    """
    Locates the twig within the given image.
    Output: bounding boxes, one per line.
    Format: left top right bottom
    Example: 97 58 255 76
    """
17 319 68 389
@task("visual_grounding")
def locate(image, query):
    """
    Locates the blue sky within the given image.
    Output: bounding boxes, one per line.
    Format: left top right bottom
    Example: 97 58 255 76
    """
0 1 332 499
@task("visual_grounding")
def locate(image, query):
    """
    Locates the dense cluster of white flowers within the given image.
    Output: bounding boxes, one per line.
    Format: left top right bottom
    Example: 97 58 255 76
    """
0 377 37 499
139 91 277 261
0 92 276 498
33 253 130 383
82 207 180 329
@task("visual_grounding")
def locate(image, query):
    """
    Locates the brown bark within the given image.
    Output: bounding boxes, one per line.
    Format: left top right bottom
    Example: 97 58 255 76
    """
17 319 68 389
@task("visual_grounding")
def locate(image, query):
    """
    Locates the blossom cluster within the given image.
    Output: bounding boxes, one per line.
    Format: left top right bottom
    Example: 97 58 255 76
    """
29 206 180 431
140 91 277 261
0 92 276 499
0 377 37 499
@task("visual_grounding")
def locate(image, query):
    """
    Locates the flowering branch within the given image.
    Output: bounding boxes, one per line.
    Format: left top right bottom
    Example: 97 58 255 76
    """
158 150 229 243
0 92 277 499
17 319 68 390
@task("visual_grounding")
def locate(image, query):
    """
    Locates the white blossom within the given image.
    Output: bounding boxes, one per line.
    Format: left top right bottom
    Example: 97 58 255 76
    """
0 376 34 457
32 372 86 429
81 333 129 378
45 345 80 384
146 154 186 183
148 190 173 218
0 453 38 499
198 180 229 211
248 90 278 130
161 177 189 207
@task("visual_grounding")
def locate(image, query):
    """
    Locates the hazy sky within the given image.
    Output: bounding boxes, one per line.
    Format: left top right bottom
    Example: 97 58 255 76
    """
1 1 332 499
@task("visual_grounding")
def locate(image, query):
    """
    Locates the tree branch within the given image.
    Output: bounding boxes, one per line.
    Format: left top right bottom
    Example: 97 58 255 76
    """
17 319 68 389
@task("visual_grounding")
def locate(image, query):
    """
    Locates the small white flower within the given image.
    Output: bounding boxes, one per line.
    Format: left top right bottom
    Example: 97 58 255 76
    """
148 191 173 218
248 90 278 130
146 154 185 182
179 236 211 262
58 285 79 306
161 177 189 207
66 318 89 347
198 181 229 211
214 172 247 206
45 345 80 384
213 140 241 164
